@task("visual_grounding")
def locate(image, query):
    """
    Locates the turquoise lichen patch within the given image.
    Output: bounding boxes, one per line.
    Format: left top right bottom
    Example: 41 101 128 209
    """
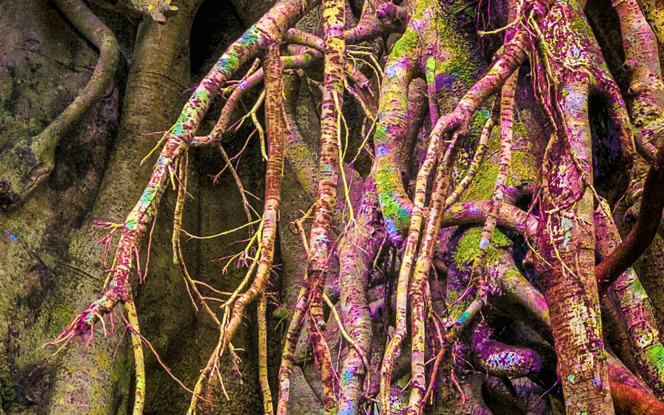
172 114 186 137
341 368 355 386
125 217 138 231
139 183 161 206
377 189 411 240
156 155 169 167
457 309 472 325
216 50 241 73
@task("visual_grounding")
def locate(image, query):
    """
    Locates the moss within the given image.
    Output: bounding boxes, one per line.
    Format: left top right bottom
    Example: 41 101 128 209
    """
570 16 595 39
453 227 511 267
508 150 537 185
396 373 411 388
47 301 79 337
459 119 536 202
431 7 480 92
0 346 14 408
390 29 418 57
462 162 499 201
446 290 459 308
504 267 522 282
570 17 586 33
512 122 528 140
434 51 476 92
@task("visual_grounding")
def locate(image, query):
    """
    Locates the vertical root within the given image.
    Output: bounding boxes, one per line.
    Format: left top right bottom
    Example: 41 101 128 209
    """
405 130 463 414
125 294 146 415
302 0 347 411
222 41 287 350
595 202 664 397
465 67 518 323
445 100 500 206
276 287 309 415
379 69 448 415
258 294 274 414
308 281 338 412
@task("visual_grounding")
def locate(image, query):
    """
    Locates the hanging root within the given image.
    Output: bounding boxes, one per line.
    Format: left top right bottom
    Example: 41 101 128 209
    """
595 0 664 291
221 41 287 351
336 172 384 414
526 0 632 410
372 1 423 245
276 288 309 415
445 101 501 205
51 0 319 349
344 0 405 44
455 65 519 330
595 128 664 291
303 1 347 412
374 0 552 244
44 0 664 413
258 294 274 414
403 127 466 414
125 293 146 415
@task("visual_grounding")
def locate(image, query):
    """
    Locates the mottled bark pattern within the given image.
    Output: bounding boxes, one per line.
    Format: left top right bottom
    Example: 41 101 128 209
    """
337 174 384 414
533 0 623 412
306 0 346 412
224 42 287 346
596 203 664 397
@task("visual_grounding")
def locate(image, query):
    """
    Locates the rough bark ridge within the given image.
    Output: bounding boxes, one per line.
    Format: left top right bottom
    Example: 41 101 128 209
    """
6 0 664 413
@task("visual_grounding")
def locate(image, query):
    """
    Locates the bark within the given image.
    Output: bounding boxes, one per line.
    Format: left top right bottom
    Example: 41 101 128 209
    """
6 0 664 414
0 0 119 208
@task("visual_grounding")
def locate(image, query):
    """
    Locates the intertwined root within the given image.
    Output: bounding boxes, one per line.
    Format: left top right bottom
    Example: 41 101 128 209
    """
44 0 664 413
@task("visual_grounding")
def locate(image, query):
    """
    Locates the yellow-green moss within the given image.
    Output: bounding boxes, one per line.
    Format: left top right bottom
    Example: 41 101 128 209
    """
461 162 499 202
570 16 595 39
0 346 14 407
459 120 536 202
390 29 418 57
508 150 537 185
453 227 511 266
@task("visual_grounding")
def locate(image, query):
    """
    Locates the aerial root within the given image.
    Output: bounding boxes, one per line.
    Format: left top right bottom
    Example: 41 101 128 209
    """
335 173 384 412
45 0 664 413
460 62 518 329
219 41 286 355
276 288 309 415
345 0 405 44
124 294 146 415
595 201 664 397
445 100 500 206
258 294 274 414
